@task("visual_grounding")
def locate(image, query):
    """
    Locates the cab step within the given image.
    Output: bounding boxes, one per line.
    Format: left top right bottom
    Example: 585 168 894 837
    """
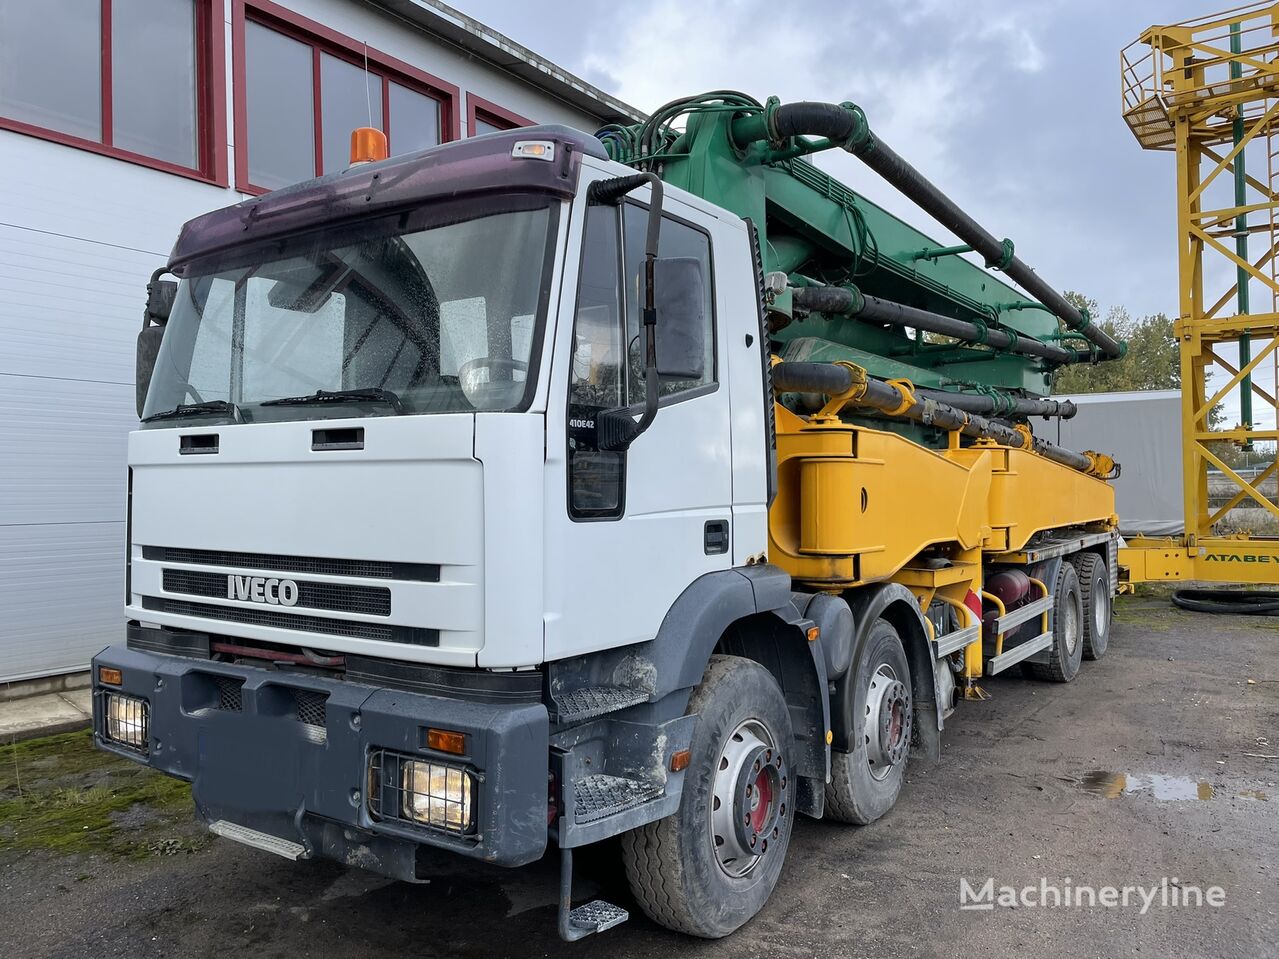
558 847 629 941
550 684 648 724
574 773 663 823
208 820 307 861
569 900 629 934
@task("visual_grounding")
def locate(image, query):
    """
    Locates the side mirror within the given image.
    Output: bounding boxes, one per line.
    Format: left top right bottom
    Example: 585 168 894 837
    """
653 257 705 380
136 325 164 418
137 272 176 417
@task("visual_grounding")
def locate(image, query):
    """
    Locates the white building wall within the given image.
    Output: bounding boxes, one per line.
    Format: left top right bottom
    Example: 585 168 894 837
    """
0 0 608 682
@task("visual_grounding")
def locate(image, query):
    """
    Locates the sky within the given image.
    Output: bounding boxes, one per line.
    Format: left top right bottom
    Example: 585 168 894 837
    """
455 0 1275 423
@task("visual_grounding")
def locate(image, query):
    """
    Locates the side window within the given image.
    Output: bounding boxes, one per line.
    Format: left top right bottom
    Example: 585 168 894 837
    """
622 204 716 403
567 205 626 519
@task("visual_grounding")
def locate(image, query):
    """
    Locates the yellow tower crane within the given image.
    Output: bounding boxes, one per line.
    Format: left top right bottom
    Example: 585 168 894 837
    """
1122 2 1279 584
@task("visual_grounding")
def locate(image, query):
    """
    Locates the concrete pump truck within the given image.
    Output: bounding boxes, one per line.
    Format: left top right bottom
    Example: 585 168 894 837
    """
94 93 1123 940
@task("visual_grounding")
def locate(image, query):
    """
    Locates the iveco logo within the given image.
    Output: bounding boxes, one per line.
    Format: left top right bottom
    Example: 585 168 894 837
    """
227 575 300 607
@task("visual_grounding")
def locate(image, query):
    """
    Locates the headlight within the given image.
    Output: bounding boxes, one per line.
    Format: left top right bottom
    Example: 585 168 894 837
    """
104 693 149 750
368 750 476 834
402 760 473 832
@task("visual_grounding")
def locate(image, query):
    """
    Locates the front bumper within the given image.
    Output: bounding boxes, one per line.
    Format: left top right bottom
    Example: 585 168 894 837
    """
91 639 549 875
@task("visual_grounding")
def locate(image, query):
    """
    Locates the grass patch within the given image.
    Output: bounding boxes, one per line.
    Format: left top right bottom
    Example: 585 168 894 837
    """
0 730 207 859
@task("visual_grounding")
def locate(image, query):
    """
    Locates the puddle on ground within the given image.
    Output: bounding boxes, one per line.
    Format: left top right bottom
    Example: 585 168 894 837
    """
1081 771 1214 800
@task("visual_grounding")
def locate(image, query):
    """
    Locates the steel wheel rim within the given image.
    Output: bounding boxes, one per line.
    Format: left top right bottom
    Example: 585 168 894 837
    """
710 718 787 878
1062 591 1080 654
1093 578 1110 636
864 663 911 782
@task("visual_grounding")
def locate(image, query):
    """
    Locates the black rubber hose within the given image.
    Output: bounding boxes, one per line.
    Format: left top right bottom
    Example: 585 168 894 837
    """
790 285 858 315
771 102 862 143
771 361 854 395
1171 589 1279 614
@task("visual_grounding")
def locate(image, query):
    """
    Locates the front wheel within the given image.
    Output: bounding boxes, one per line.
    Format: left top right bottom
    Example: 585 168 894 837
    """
825 619 912 825
621 655 795 938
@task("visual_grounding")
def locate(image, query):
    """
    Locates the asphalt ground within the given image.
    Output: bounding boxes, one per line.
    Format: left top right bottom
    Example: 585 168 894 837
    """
1 593 1276 959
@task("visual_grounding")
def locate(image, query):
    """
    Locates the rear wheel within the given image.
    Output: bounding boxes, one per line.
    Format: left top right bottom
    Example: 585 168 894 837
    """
1025 562 1083 683
1071 553 1111 661
825 619 912 825
621 655 795 938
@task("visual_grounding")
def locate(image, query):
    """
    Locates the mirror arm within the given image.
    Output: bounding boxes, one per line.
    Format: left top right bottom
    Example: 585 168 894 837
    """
595 172 666 452
144 266 176 329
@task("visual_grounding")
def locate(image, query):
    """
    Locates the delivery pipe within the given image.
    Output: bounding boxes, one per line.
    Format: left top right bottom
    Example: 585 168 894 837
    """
771 362 1107 475
912 388 1076 420
790 285 1084 366
733 102 1124 360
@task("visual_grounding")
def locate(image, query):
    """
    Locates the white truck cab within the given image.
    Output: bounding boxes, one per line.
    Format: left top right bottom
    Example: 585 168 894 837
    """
98 127 814 941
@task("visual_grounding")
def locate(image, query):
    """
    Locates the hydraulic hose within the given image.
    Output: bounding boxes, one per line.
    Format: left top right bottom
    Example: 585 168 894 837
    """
790 285 1084 366
1171 589 1279 614
733 101 1125 360
771 361 1113 477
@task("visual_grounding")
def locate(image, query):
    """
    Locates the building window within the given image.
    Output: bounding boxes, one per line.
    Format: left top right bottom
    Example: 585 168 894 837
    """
234 0 459 193
467 93 531 137
0 0 226 182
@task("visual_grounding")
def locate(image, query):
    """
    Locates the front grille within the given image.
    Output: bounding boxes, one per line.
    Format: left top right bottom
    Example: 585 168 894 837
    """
294 689 327 728
142 546 439 582
141 597 438 646
214 676 243 712
163 568 391 616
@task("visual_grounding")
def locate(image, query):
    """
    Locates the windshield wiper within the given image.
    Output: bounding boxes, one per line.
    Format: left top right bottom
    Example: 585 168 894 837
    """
142 400 243 423
261 387 404 414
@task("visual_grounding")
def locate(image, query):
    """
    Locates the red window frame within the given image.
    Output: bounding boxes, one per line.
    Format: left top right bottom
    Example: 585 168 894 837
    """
467 94 532 137
232 0 461 195
0 0 228 186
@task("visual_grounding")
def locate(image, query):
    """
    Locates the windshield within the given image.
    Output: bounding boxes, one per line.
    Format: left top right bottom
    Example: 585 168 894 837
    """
143 198 559 423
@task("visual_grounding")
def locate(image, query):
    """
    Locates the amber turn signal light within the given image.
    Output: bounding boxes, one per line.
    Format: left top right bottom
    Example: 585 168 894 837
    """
426 727 467 755
98 666 123 686
670 749 691 772
806 626 821 642
350 126 388 165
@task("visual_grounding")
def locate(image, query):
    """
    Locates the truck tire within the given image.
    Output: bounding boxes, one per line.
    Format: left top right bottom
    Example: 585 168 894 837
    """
1070 552 1110 661
1024 562 1083 683
824 619 911 825
1069 554 1110 659
621 655 795 938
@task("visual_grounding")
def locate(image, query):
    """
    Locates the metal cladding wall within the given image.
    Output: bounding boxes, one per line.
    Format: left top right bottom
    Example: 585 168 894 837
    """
1055 390 1183 536
0 0 617 682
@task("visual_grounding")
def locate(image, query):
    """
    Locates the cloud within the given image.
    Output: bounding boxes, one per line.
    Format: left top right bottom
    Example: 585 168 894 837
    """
458 0 1274 416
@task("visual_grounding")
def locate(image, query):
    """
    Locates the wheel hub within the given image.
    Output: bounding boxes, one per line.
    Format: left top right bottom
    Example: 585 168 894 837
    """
1061 592 1080 654
1093 582 1109 635
865 665 911 780
711 719 787 878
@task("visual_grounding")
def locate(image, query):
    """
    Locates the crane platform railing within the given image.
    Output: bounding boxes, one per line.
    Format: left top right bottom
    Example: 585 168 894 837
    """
1122 2 1279 150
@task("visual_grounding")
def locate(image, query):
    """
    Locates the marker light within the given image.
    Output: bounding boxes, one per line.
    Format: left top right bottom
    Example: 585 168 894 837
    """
350 126 389 165
511 140 555 161
426 727 467 755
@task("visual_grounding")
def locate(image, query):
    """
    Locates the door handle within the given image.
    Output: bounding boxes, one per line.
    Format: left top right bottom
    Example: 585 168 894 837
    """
704 520 730 555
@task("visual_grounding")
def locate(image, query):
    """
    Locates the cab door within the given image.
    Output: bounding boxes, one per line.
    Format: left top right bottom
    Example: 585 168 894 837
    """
542 182 734 662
